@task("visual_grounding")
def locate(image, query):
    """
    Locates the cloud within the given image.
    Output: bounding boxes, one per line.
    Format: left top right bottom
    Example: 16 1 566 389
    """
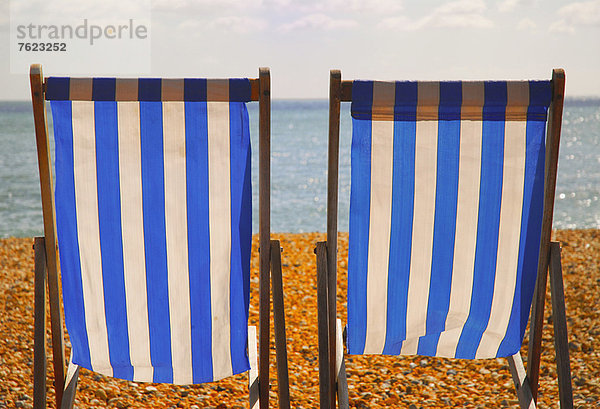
176 16 266 33
209 16 267 33
436 0 486 14
12 0 151 20
153 0 263 13
268 0 402 13
279 13 358 32
152 0 400 14
498 0 519 12
379 0 493 30
497 0 538 12
517 17 536 30
550 0 600 32
320 0 403 13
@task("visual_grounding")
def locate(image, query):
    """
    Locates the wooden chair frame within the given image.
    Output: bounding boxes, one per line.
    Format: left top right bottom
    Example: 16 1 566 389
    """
316 69 573 409
30 64 290 409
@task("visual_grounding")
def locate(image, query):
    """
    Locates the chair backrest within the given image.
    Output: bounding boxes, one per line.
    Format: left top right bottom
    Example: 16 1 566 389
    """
327 72 564 361
41 75 263 384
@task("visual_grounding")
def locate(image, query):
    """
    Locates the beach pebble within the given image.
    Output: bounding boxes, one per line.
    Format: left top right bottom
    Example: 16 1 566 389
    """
1 231 598 407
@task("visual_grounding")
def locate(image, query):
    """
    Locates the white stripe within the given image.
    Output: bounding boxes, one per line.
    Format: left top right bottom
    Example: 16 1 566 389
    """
162 102 193 383
475 120 527 358
435 119 483 358
400 119 438 355
117 102 153 382
363 119 394 354
401 82 439 355
435 81 485 358
71 101 112 375
208 100 233 380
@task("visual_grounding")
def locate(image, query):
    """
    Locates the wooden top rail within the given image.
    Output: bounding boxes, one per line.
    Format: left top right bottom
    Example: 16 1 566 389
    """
339 74 563 104
41 78 261 101
341 81 352 102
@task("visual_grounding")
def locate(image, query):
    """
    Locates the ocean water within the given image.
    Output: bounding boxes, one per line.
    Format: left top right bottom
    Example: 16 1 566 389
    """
0 99 599 237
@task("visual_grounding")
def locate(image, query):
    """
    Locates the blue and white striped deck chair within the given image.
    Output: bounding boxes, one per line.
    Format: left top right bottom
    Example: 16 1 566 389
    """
316 69 573 409
30 64 290 409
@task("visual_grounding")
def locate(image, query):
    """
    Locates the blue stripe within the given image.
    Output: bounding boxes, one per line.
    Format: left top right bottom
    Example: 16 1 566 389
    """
497 91 547 357
417 82 461 356
92 79 116 101
347 81 373 354
350 80 375 120
94 101 132 379
184 79 207 102
527 81 552 121
229 79 252 102
46 78 70 100
229 102 252 374
455 81 507 358
138 79 162 102
382 82 417 355
51 101 92 369
139 101 173 382
185 101 213 382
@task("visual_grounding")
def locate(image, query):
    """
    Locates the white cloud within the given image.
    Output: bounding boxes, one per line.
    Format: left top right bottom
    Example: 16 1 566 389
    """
152 0 400 14
279 13 358 32
550 0 600 32
176 16 266 33
278 0 402 14
379 0 493 30
497 0 538 12
209 16 267 33
327 0 403 13
498 0 519 12
12 0 151 20
433 13 493 28
379 15 412 30
152 0 263 12
517 17 537 30
436 0 486 14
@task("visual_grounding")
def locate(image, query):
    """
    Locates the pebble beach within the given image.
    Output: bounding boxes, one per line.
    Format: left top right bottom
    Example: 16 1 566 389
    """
1 230 598 408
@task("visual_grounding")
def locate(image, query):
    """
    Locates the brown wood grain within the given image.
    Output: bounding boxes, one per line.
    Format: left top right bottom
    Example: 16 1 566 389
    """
30 64 66 408
340 81 352 102
250 78 259 101
549 242 574 409
327 70 342 409
507 352 536 409
258 67 271 409
33 237 47 409
527 68 565 402
270 240 291 409
316 242 331 409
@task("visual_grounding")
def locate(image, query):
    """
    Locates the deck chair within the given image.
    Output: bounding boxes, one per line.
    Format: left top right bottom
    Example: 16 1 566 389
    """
30 64 290 409
316 69 573 408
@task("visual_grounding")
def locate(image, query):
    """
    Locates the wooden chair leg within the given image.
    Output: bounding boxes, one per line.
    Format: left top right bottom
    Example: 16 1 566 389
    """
33 237 47 409
548 242 574 409
249 326 259 409
507 351 536 409
316 242 332 409
60 357 79 409
270 240 291 409
335 319 349 409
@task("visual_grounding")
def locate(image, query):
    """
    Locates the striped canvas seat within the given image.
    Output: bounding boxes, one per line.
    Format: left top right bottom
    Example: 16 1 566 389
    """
347 80 551 359
46 77 253 384
318 70 572 408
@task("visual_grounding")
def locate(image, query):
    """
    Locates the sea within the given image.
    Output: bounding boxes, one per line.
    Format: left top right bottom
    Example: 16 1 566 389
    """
1 99 599 237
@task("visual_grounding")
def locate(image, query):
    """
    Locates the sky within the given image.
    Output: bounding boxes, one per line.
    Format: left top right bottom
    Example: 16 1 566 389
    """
1 0 599 99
